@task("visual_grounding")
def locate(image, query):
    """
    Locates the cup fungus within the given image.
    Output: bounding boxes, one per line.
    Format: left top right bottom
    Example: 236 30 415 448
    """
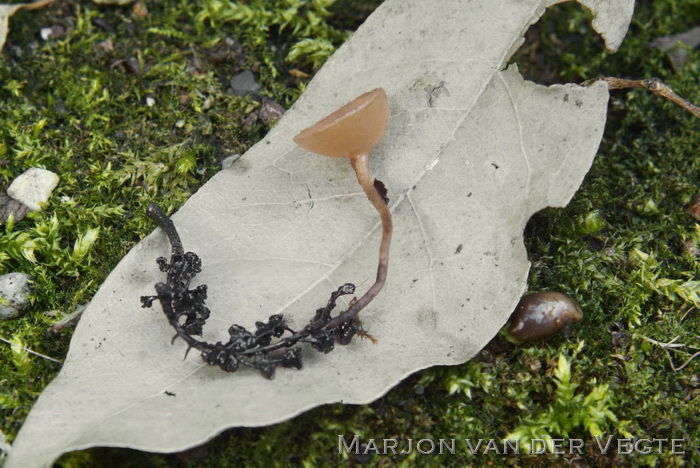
508 292 584 341
142 89 392 378
294 88 391 329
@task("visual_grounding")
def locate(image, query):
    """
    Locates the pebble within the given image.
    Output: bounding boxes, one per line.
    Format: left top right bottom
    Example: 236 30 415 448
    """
230 70 263 98
0 273 35 319
242 111 259 129
259 98 286 125
0 192 29 224
7 168 59 211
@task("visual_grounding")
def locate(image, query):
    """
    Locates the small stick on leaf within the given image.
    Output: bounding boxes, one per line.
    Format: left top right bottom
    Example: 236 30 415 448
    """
582 77 700 118
293 88 392 329
143 203 367 378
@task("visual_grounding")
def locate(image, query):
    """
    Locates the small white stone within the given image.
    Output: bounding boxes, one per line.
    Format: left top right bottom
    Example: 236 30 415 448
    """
40 28 53 41
0 273 35 319
7 168 60 211
146 96 156 107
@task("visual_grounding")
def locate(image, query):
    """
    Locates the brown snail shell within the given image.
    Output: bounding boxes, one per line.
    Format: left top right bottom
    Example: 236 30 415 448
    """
508 292 583 341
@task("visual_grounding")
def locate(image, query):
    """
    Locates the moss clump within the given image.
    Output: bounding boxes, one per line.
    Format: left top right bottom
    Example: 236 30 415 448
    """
1 0 698 467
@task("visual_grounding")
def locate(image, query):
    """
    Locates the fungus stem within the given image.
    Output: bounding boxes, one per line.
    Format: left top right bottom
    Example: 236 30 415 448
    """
325 153 392 329
147 202 184 257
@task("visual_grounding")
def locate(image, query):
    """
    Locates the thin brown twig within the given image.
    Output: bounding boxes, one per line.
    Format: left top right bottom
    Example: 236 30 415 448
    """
582 77 700 118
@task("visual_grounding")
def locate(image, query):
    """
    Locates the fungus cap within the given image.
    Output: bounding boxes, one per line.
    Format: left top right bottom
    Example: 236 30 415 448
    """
294 88 389 159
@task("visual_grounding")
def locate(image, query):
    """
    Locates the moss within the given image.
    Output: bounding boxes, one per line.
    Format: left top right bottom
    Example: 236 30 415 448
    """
1 0 698 467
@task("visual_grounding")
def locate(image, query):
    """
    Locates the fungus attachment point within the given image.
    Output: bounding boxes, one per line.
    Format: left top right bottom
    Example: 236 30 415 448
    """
294 88 391 329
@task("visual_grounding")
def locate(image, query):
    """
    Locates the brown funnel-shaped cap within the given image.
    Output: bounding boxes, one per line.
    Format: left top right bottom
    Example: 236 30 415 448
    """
294 88 389 159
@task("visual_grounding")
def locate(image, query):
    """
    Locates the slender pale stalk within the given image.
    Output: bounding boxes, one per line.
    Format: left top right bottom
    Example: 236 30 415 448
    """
293 88 392 330
325 153 392 329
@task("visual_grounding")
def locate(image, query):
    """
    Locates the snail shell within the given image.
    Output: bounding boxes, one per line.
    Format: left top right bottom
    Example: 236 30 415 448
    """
508 292 583 341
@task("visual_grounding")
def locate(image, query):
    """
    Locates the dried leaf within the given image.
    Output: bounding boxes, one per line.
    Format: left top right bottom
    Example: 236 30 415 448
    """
0 0 53 53
649 25 700 69
5 0 634 466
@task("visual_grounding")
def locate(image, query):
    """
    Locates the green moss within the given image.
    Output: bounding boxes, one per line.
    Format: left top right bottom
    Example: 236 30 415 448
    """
1 0 698 467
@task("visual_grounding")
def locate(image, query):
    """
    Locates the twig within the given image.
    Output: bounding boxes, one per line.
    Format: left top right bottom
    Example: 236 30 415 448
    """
664 349 700 372
637 334 686 348
637 334 700 372
147 203 183 256
142 203 366 379
582 77 700 118
49 304 87 333
0 336 63 364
